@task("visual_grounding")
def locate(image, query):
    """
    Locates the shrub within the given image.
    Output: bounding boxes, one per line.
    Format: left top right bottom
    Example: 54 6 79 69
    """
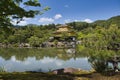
91 61 107 73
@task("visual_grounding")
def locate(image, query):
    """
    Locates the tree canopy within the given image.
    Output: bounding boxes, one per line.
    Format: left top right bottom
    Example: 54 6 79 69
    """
0 0 50 27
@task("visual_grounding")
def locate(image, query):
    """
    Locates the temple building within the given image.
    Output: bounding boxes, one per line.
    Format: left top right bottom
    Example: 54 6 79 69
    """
41 25 77 49
53 25 76 42
47 25 77 48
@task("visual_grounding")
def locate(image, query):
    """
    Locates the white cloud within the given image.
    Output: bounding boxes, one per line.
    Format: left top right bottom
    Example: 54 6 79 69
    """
54 14 62 19
64 19 71 23
38 17 54 23
23 17 32 20
64 18 93 23
11 17 32 26
64 5 69 8
74 20 80 22
83 19 93 23
38 14 62 24
18 21 27 26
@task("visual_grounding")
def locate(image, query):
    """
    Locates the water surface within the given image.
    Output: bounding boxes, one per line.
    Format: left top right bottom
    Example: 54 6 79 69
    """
0 48 91 72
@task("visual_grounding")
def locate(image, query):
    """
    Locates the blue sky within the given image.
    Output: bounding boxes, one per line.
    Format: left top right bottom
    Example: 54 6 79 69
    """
16 0 120 25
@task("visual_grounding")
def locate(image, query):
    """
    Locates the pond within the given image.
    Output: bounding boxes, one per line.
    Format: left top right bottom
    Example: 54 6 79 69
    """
0 48 92 72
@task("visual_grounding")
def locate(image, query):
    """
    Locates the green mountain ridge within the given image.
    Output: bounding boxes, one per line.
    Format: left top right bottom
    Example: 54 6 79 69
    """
93 15 120 27
67 15 120 31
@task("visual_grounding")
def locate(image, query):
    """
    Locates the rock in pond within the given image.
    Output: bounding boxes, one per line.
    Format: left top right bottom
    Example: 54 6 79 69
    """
52 67 80 74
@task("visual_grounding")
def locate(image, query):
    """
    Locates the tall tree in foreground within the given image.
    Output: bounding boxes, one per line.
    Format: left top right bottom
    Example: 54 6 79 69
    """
0 0 50 27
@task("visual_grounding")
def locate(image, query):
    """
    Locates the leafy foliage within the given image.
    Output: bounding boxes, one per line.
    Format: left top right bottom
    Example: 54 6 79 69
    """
0 0 50 27
0 24 55 47
77 24 120 73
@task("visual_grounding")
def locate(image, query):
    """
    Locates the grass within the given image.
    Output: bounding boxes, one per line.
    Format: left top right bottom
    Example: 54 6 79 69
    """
0 72 74 80
0 70 120 80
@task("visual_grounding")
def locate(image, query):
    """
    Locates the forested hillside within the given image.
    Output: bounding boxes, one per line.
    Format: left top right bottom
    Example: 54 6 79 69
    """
67 15 120 31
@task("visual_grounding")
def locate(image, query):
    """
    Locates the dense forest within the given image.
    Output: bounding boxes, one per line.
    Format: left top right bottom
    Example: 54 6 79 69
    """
75 15 120 73
0 15 120 47
0 24 56 47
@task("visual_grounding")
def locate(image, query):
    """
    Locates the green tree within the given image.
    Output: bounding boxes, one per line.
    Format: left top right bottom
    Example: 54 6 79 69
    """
0 0 50 27
28 35 41 47
77 24 120 73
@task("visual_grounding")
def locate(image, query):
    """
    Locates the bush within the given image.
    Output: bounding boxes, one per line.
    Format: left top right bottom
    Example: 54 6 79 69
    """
91 61 107 73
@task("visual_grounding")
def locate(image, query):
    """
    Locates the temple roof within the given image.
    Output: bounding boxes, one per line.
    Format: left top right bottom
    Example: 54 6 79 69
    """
53 25 76 37
56 25 72 29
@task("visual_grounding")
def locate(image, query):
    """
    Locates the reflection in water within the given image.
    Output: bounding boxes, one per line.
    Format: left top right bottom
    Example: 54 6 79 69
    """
0 48 91 72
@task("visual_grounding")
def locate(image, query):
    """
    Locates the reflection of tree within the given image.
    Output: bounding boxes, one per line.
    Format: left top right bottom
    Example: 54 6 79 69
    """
0 48 88 61
0 48 13 60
